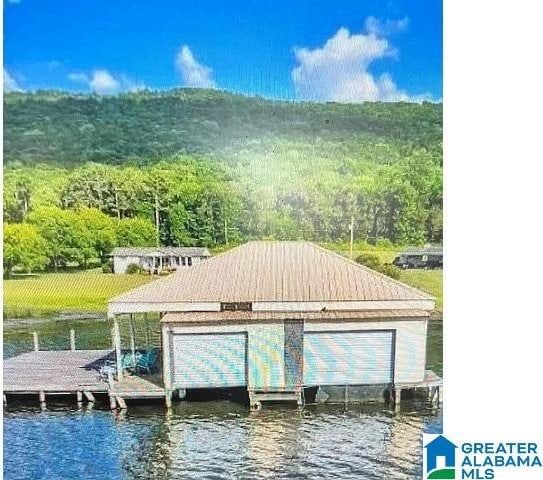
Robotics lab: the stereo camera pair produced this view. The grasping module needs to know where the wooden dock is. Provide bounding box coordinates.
[3,349,167,410]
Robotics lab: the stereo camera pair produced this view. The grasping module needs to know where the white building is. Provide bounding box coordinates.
[110,247,210,274]
[108,241,438,408]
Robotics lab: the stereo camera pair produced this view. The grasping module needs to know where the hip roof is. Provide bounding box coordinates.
[109,241,433,306]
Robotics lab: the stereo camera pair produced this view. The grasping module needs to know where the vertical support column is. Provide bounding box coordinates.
[114,315,123,381]
[394,387,402,413]
[39,391,46,410]
[70,329,76,351]
[129,314,136,367]
[33,332,39,351]
[161,324,172,407]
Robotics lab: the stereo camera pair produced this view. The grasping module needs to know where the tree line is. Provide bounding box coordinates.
[3,90,442,275]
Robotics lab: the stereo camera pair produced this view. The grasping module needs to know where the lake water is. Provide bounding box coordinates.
[3,316,443,480]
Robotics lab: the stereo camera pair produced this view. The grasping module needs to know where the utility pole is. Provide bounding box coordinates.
[349,216,355,259]
[154,193,160,246]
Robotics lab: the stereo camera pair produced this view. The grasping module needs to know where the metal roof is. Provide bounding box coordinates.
[109,241,433,305]
[398,246,443,256]
[110,246,211,257]
[162,309,430,324]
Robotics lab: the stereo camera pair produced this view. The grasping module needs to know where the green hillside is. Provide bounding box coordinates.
[3,89,442,166]
[4,90,442,275]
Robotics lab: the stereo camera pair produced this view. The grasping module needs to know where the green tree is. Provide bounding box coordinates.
[78,208,117,260]
[27,207,94,270]
[114,217,158,247]
[3,223,49,276]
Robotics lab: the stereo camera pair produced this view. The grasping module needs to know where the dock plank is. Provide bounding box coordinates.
[3,350,113,393]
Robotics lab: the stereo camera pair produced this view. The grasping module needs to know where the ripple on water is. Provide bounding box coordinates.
[4,402,441,480]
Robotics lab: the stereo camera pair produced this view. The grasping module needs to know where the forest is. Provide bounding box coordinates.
[3,89,442,275]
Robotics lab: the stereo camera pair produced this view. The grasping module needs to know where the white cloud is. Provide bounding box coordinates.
[364,16,409,36]
[68,69,145,94]
[89,70,120,94]
[292,20,430,103]
[175,45,216,88]
[67,72,90,83]
[4,69,23,92]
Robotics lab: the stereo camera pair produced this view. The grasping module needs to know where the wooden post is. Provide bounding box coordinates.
[39,391,46,410]
[113,316,123,381]
[3,394,7,406]
[84,391,95,403]
[70,329,76,351]
[76,390,83,404]
[162,324,172,406]
[394,387,402,413]
[129,314,136,367]
[33,331,39,351]
[107,372,117,410]
[116,396,127,410]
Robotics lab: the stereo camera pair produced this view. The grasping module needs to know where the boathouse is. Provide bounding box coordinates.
[108,241,437,408]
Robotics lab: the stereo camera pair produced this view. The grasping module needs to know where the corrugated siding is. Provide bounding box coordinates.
[303,331,394,386]
[305,319,427,384]
[247,323,284,390]
[171,333,247,388]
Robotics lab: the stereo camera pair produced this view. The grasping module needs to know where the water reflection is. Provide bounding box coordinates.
[101,402,440,480]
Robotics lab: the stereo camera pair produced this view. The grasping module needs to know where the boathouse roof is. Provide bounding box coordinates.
[108,241,433,313]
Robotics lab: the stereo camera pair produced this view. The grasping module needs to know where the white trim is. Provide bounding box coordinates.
[252,300,435,312]
[108,299,434,316]
[108,302,221,315]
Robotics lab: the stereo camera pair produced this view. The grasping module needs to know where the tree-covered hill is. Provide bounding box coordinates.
[3,89,442,166]
[3,90,442,274]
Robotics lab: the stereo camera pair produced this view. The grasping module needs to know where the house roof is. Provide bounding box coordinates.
[398,246,443,256]
[110,246,211,257]
[162,309,430,324]
[109,241,433,307]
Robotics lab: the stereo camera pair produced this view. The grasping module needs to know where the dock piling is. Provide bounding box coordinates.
[39,391,46,410]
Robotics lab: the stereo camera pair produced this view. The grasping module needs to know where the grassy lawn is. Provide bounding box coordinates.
[3,244,442,317]
[324,242,443,313]
[3,270,154,317]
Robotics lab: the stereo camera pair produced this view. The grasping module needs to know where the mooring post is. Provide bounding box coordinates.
[70,329,76,351]
[394,387,402,413]
[113,316,123,381]
[39,391,46,410]
[33,331,39,351]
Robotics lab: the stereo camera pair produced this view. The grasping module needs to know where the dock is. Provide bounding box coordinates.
[3,349,167,410]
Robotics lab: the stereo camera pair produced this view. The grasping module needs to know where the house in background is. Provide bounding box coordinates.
[110,247,211,274]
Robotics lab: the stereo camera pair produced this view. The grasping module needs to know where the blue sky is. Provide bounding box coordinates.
[4,0,442,102]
